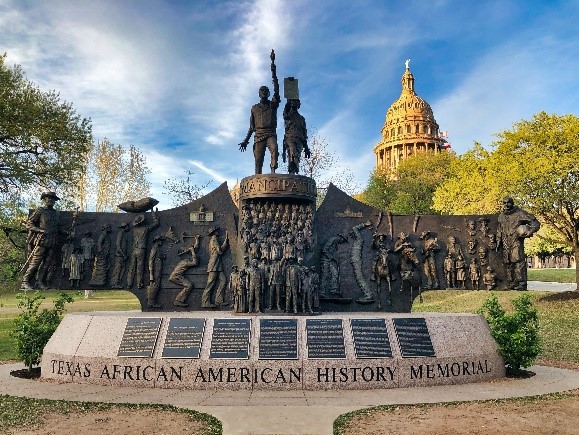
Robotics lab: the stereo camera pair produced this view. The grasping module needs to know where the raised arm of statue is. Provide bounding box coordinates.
[270,49,280,104]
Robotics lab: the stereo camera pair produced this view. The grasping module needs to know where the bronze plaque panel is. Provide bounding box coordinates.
[117,318,162,358]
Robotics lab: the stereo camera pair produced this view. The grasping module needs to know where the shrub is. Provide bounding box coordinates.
[479,293,541,375]
[10,292,75,371]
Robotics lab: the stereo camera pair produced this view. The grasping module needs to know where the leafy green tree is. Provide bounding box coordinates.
[11,292,75,371]
[0,54,92,198]
[360,151,455,214]
[432,142,503,214]
[440,113,579,287]
[525,225,572,266]
[0,194,28,288]
[356,169,397,211]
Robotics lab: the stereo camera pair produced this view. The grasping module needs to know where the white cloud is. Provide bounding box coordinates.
[189,160,232,186]
[433,27,579,153]
[3,0,578,206]
[1,0,171,146]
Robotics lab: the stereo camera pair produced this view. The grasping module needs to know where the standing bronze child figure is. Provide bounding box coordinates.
[239,50,280,174]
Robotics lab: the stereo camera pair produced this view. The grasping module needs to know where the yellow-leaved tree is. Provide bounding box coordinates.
[434,112,579,289]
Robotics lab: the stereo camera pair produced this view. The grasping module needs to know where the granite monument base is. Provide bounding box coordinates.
[41,311,505,390]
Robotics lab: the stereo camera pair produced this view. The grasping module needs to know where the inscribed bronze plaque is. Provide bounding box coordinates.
[117,317,162,358]
[259,318,298,360]
[209,318,251,359]
[393,318,436,357]
[306,318,346,359]
[350,318,393,358]
[161,318,206,359]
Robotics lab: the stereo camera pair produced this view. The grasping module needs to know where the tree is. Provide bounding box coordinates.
[432,142,503,214]
[303,133,358,192]
[355,169,397,211]
[0,54,92,198]
[433,112,579,289]
[0,193,28,287]
[68,139,151,212]
[525,225,572,267]
[300,132,358,206]
[492,112,579,288]
[301,133,333,181]
[163,169,212,207]
[359,150,455,214]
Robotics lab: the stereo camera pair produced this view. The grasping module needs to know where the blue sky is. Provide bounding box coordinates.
[2,0,578,208]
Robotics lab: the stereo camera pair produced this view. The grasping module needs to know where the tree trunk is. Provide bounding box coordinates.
[575,245,579,291]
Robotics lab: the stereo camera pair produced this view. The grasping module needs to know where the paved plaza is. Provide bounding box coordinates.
[2,362,579,434]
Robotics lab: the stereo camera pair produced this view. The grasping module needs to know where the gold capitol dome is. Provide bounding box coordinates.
[374,59,449,174]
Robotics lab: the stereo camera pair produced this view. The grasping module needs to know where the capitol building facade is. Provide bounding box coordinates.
[374,62,446,174]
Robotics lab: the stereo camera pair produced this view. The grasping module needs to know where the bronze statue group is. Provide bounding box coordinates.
[18,51,541,312]
[236,200,318,314]
[230,253,319,315]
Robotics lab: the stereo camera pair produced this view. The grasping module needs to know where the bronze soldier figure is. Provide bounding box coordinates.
[21,191,64,290]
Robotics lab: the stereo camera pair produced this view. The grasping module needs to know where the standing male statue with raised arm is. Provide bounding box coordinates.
[239,50,280,174]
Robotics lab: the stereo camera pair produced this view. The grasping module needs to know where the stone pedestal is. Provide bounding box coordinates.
[41,311,505,390]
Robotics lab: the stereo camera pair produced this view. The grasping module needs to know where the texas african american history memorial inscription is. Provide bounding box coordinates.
[39,53,539,390]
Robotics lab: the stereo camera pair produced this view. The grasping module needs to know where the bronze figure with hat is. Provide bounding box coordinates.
[21,191,63,289]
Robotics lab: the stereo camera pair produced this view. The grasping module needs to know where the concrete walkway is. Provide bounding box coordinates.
[527,281,577,293]
[2,363,579,435]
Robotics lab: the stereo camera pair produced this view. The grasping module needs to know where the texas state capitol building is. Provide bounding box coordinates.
[374,61,446,173]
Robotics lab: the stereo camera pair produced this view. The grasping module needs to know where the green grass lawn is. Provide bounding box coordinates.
[413,290,579,362]
[0,318,15,361]
[0,290,141,315]
[528,268,576,283]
